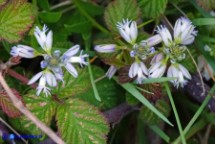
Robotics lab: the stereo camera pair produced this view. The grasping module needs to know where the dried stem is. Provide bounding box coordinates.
[0,73,65,144]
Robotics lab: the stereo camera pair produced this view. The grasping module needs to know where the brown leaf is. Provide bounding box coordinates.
[0,89,24,118]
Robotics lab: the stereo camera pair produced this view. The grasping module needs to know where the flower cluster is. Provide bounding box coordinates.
[95,19,156,84]
[11,25,88,96]
[149,17,197,87]
[95,17,197,88]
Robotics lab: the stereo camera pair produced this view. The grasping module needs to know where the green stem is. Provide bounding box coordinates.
[164,83,186,144]
[84,35,101,101]
[73,0,111,35]
[137,19,154,29]
[173,84,215,144]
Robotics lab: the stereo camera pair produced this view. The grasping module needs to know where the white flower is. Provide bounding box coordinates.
[36,76,51,97]
[106,65,118,79]
[34,25,53,52]
[167,64,191,88]
[28,71,57,96]
[149,61,166,78]
[198,55,214,81]
[116,19,138,44]
[28,71,57,87]
[174,17,197,45]
[10,45,35,58]
[128,61,148,84]
[61,45,88,78]
[157,25,173,47]
[94,44,116,53]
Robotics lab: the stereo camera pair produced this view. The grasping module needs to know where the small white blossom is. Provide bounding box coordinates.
[106,65,118,79]
[61,45,88,78]
[28,71,57,96]
[128,61,148,84]
[10,45,35,58]
[34,25,53,52]
[157,25,173,47]
[174,17,197,45]
[94,44,116,53]
[167,64,191,88]
[116,19,138,44]
[36,76,51,97]
[198,55,214,81]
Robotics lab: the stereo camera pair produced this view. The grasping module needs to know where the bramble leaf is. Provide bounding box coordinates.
[0,89,23,118]
[56,98,109,144]
[19,95,57,135]
[104,0,140,33]
[138,0,168,18]
[0,0,35,43]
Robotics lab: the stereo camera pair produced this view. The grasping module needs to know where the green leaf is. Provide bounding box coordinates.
[19,95,57,135]
[142,77,175,84]
[39,12,62,23]
[37,0,50,11]
[56,98,109,144]
[149,125,170,143]
[58,66,101,99]
[192,18,215,25]
[75,1,104,16]
[104,0,140,33]
[138,0,168,18]
[76,69,124,110]
[120,82,173,126]
[0,0,35,43]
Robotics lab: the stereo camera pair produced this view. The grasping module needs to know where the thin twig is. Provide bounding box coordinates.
[0,73,65,144]
[7,69,37,88]
[0,117,28,144]
[202,124,212,144]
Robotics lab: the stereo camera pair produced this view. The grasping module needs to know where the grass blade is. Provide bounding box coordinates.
[121,82,173,126]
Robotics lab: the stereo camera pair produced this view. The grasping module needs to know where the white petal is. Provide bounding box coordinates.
[46,31,53,50]
[45,72,57,87]
[64,45,80,57]
[65,63,78,78]
[28,72,43,85]
[178,64,191,79]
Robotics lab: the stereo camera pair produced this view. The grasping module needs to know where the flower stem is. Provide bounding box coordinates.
[164,83,186,144]
[84,34,101,101]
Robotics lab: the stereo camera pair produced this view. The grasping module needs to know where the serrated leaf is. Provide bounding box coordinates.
[56,98,109,144]
[76,67,124,110]
[58,66,103,99]
[104,0,140,33]
[19,95,57,135]
[0,89,23,118]
[0,0,35,43]
[138,0,168,18]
